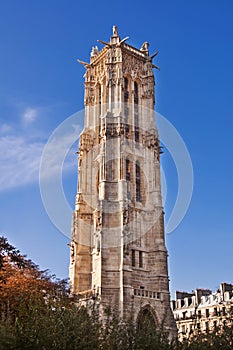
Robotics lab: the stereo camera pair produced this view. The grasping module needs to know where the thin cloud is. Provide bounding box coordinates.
[0,136,43,190]
[0,131,77,192]
[22,107,38,124]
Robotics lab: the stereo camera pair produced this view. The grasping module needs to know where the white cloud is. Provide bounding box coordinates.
[0,130,78,192]
[22,107,38,124]
[0,136,44,191]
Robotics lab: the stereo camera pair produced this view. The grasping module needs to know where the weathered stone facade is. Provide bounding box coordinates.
[69,26,176,336]
[171,283,233,341]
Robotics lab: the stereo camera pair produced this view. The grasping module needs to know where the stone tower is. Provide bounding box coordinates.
[69,26,176,336]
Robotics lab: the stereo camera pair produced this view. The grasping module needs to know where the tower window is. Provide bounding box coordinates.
[124,78,129,99]
[124,77,129,120]
[135,127,139,143]
[96,84,101,129]
[134,82,139,142]
[98,85,101,105]
[96,170,99,193]
[126,159,130,181]
[111,84,115,104]
[126,158,131,199]
[134,82,138,99]
[139,251,143,268]
[132,249,135,267]
[136,161,141,202]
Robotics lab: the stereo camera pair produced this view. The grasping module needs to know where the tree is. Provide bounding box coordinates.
[1,236,233,350]
[0,237,69,323]
[0,236,33,270]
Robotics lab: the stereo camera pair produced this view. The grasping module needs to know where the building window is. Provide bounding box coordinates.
[136,161,141,202]
[222,307,226,316]
[98,85,101,105]
[97,84,101,121]
[206,309,209,318]
[198,310,201,318]
[106,160,113,181]
[126,158,131,199]
[111,84,115,104]
[205,322,209,333]
[124,77,129,121]
[124,77,129,100]
[134,82,139,142]
[135,127,139,143]
[96,170,99,193]
[132,249,135,267]
[139,251,143,268]
[134,81,138,101]
[126,159,130,181]
[213,320,217,330]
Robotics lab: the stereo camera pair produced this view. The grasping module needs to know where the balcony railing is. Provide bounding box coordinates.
[134,289,161,300]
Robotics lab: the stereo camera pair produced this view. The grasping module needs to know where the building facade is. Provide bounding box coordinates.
[171,283,233,341]
[69,26,176,336]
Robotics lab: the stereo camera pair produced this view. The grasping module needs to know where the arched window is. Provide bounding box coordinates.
[134,82,139,142]
[137,307,156,332]
[136,161,141,202]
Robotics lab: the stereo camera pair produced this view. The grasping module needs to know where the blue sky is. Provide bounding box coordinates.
[0,0,233,297]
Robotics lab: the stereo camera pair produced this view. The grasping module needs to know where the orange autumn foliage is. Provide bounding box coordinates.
[0,237,68,321]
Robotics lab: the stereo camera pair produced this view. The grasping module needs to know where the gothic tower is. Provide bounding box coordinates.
[69,26,176,336]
